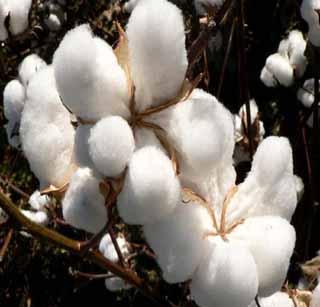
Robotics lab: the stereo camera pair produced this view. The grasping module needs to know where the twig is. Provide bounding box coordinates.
[0,228,14,262]
[0,191,167,307]
[0,176,30,199]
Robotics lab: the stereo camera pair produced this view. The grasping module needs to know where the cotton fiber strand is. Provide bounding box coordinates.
[28,190,50,212]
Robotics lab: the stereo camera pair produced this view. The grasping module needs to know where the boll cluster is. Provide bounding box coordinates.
[301,0,320,47]
[3,0,302,305]
[260,30,307,87]
[0,0,32,40]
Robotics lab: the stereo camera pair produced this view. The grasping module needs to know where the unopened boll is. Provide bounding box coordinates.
[230,216,296,297]
[144,203,213,283]
[126,0,188,111]
[99,234,129,263]
[190,239,258,307]
[20,66,76,188]
[53,24,129,121]
[62,168,107,234]
[89,116,135,177]
[117,146,180,225]
[28,190,50,212]
[18,54,47,87]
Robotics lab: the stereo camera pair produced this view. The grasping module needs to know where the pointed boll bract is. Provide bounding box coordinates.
[62,168,107,234]
[20,66,76,188]
[126,0,188,111]
[89,116,135,177]
[118,146,180,225]
[144,203,213,283]
[190,239,258,307]
[53,24,129,121]
[230,216,296,297]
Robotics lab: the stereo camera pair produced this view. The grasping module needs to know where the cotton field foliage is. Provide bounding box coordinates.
[2,0,303,306]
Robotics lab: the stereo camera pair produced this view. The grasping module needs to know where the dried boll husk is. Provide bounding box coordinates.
[62,168,107,234]
[117,146,180,225]
[144,202,213,283]
[126,0,188,111]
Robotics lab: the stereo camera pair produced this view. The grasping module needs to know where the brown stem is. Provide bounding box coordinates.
[0,228,14,262]
[0,176,30,199]
[0,191,167,307]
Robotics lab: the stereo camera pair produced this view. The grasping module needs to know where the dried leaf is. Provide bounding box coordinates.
[40,182,69,199]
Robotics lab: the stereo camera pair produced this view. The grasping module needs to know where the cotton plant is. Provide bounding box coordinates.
[297,79,320,127]
[99,234,132,291]
[261,30,307,87]
[301,0,320,47]
[3,54,46,148]
[0,0,32,41]
[233,99,265,164]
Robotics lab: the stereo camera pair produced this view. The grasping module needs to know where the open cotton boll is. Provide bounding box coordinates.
[239,99,259,125]
[0,1,9,41]
[53,24,129,122]
[134,128,164,151]
[248,292,294,307]
[126,0,188,111]
[99,234,129,263]
[118,146,180,225]
[28,190,50,211]
[301,0,320,26]
[194,0,225,15]
[297,79,320,108]
[311,283,320,307]
[230,216,296,297]
[265,54,294,87]
[21,210,49,226]
[124,0,141,12]
[18,54,47,87]
[89,116,135,177]
[308,26,320,47]
[144,203,213,283]
[62,168,107,234]
[20,66,76,188]
[260,66,278,87]
[190,239,258,307]
[3,79,25,123]
[105,277,132,292]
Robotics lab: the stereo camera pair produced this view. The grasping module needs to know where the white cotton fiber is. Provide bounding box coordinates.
[3,79,25,123]
[311,283,320,307]
[230,216,296,297]
[126,0,188,111]
[99,234,129,263]
[298,79,320,108]
[89,116,135,177]
[117,146,180,225]
[260,67,278,87]
[248,292,294,307]
[265,54,294,87]
[28,190,50,211]
[105,277,132,292]
[20,66,76,188]
[239,99,259,125]
[62,168,107,234]
[160,89,234,179]
[308,26,320,47]
[134,128,164,151]
[124,0,141,12]
[74,124,94,169]
[53,24,129,121]
[0,1,9,41]
[143,203,213,283]
[190,239,258,307]
[21,209,49,226]
[18,54,47,87]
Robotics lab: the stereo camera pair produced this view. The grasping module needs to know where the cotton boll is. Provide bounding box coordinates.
[265,54,294,87]
[301,0,320,27]
[105,277,132,292]
[239,99,259,125]
[89,116,135,177]
[144,203,213,283]
[3,80,25,123]
[20,66,76,188]
[308,26,320,47]
[298,79,320,108]
[99,234,129,263]
[6,0,32,36]
[230,216,296,297]
[118,146,180,225]
[134,128,164,151]
[53,24,129,121]
[311,283,320,307]
[249,292,294,307]
[28,190,50,211]
[124,0,141,12]
[260,66,278,87]
[62,168,107,234]
[190,239,258,307]
[18,54,47,87]
[21,209,49,226]
[126,0,188,111]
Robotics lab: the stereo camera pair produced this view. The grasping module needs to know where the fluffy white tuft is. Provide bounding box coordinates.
[190,239,258,307]
[248,292,294,307]
[28,190,50,212]
[0,1,9,40]
[89,116,135,177]
[260,66,278,87]
[301,0,320,46]
[105,277,132,292]
[99,234,129,263]
[62,168,107,234]
[21,209,49,226]
[143,203,213,283]
[118,146,180,225]
[126,0,188,111]
[297,79,320,108]
[53,24,129,121]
